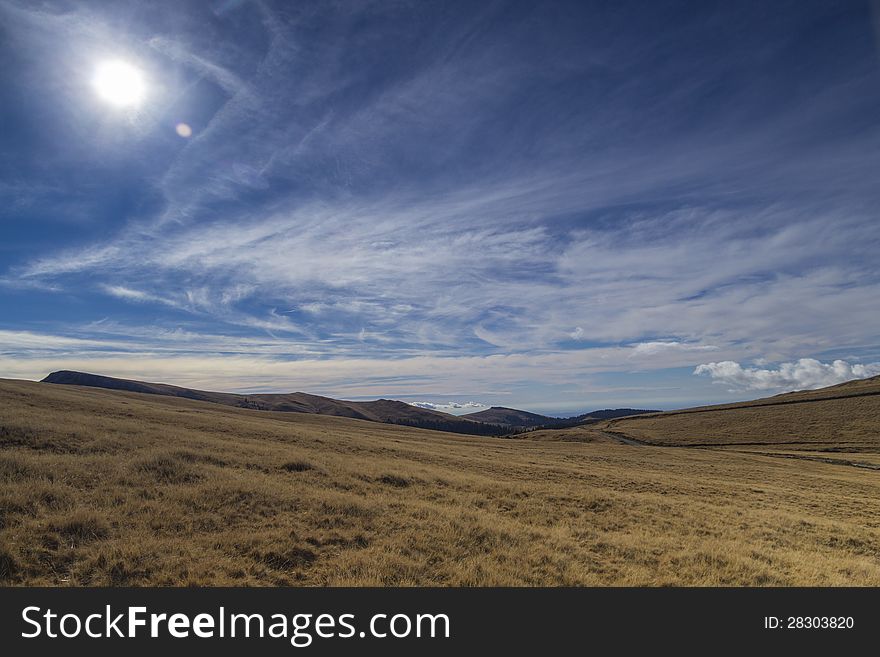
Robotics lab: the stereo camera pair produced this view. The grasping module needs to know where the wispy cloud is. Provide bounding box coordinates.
[630,341,719,357]
[101,285,176,306]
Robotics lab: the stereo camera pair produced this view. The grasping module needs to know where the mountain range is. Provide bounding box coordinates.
[41,370,656,435]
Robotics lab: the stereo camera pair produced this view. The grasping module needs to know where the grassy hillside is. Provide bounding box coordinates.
[462,406,658,429]
[461,406,555,427]
[42,371,507,436]
[2,378,879,586]
[596,375,880,449]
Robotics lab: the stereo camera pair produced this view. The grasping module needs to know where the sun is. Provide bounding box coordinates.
[92,60,146,108]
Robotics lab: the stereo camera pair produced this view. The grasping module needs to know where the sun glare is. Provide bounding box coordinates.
[92,60,146,108]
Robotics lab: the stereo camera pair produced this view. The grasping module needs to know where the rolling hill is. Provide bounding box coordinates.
[41,371,508,436]
[529,375,880,455]
[461,406,659,429]
[41,371,658,436]
[460,406,556,428]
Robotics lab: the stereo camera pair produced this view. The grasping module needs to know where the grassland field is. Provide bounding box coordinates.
[1,378,879,586]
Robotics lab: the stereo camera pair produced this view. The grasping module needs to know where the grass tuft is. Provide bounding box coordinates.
[135,456,201,484]
[0,545,17,580]
[281,460,314,473]
[377,474,410,488]
[50,510,110,545]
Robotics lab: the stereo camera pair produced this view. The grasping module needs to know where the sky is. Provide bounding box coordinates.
[1,0,880,416]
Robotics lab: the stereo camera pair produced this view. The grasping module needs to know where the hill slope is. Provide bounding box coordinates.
[41,371,507,436]
[461,406,556,427]
[462,406,659,428]
[573,408,660,421]
[539,376,880,450]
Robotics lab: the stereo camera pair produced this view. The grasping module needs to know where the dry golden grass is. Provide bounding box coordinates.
[595,376,880,450]
[600,396,880,449]
[1,378,879,586]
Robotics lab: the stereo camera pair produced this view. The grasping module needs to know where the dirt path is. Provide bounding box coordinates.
[726,450,880,471]
[599,428,880,471]
[597,430,648,446]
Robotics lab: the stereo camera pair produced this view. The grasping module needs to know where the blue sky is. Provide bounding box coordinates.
[2,0,880,415]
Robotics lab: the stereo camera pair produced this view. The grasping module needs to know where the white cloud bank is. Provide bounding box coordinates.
[408,401,488,411]
[694,358,880,391]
